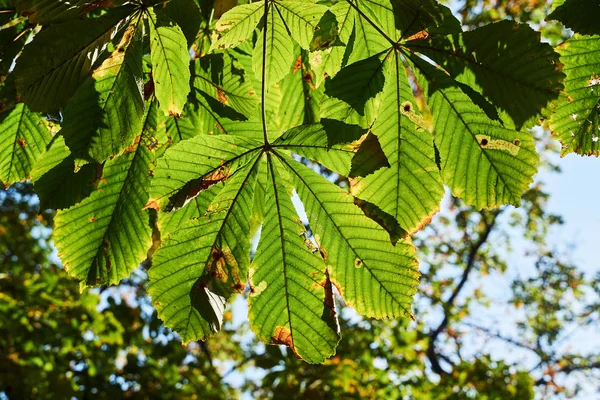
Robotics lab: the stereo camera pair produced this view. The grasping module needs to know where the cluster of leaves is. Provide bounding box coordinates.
[0,0,593,362]
[0,183,239,399]
[3,179,598,399]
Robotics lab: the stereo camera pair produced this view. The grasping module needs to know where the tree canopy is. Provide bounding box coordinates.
[0,0,598,365]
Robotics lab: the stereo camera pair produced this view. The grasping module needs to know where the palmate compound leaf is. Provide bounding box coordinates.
[147,126,420,359]
[319,1,559,210]
[13,5,135,112]
[60,17,145,165]
[214,0,328,86]
[148,8,191,116]
[548,35,600,156]
[8,0,572,364]
[308,0,460,86]
[52,102,159,287]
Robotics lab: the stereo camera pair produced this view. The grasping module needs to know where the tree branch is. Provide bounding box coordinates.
[427,210,500,375]
[462,321,538,352]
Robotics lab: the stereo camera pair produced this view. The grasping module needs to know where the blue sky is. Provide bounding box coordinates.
[542,152,600,276]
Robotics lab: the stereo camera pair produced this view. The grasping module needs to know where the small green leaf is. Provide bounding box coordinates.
[14,7,134,112]
[253,4,294,87]
[547,0,600,35]
[53,133,154,287]
[213,2,264,50]
[409,55,539,209]
[549,35,600,156]
[148,9,191,116]
[0,99,52,185]
[350,54,444,234]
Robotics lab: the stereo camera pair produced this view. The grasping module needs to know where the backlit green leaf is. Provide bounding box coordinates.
[148,9,191,116]
[548,35,600,156]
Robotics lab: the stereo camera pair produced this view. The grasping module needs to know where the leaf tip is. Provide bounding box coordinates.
[271,326,300,359]
[144,199,160,211]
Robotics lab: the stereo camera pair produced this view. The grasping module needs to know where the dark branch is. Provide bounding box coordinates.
[462,321,538,352]
[427,210,500,375]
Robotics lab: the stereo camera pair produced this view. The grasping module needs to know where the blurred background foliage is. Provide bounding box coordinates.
[1,0,600,399]
[2,150,599,399]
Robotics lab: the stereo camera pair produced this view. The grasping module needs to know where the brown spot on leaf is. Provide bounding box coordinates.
[292,56,302,73]
[168,107,182,118]
[192,167,231,198]
[271,326,300,358]
[17,138,26,148]
[406,30,430,41]
[216,88,228,104]
[143,199,160,211]
[123,135,141,154]
[319,247,327,261]
[208,247,228,282]
[513,139,521,146]
[401,101,413,114]
[302,71,315,88]
[89,216,96,223]
[233,282,245,292]
[323,268,338,322]
[480,138,489,146]
[144,76,155,101]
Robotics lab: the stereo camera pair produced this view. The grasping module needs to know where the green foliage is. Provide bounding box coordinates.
[0,184,239,399]
[0,0,594,363]
[2,172,599,398]
[546,1,600,156]
[548,0,600,36]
